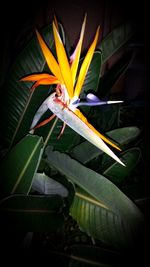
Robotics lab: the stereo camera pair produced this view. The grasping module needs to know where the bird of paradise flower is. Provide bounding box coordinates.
[21,15,125,166]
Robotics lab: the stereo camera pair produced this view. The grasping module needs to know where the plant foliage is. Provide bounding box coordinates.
[0,19,148,266]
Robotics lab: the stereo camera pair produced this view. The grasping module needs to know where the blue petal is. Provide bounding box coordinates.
[86,93,101,102]
[71,93,123,107]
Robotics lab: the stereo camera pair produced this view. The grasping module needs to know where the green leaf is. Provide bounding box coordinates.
[103,148,141,184]
[70,190,119,250]
[0,134,43,197]
[98,51,133,98]
[0,24,65,149]
[32,172,68,197]
[70,140,102,165]
[70,185,144,249]
[101,127,141,171]
[0,194,64,231]
[70,127,140,164]
[45,148,144,243]
[106,126,141,146]
[99,21,134,64]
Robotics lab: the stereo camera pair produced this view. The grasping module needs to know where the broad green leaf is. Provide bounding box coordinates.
[32,172,68,197]
[70,188,136,249]
[0,194,64,231]
[99,21,134,64]
[70,127,140,164]
[103,148,141,184]
[98,51,133,98]
[0,24,65,149]
[70,140,102,165]
[106,126,141,146]
[45,148,144,235]
[101,127,141,171]
[0,134,43,197]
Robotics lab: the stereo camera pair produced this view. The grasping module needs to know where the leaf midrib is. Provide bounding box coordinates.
[1,208,55,213]
[75,191,109,210]
[11,138,42,194]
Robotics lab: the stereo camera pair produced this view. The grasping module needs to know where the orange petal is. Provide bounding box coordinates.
[52,22,73,99]
[71,14,87,86]
[34,114,56,129]
[74,26,100,99]
[20,73,58,82]
[32,78,59,89]
[35,29,63,82]
[74,109,121,151]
